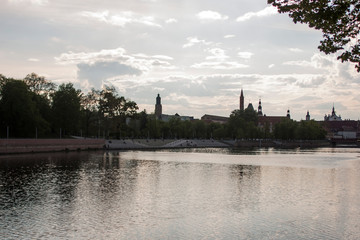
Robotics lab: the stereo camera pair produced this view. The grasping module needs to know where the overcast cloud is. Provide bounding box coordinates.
[1,0,359,120]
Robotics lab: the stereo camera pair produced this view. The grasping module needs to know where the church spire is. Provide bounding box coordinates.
[287,109,291,118]
[239,89,244,111]
[258,99,263,116]
[332,103,336,116]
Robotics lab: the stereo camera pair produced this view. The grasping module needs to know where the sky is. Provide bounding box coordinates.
[1,0,359,121]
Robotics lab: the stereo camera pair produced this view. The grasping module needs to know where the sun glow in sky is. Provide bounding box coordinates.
[1,0,359,120]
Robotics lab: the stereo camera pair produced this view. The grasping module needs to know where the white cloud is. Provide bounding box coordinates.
[238,51,254,59]
[80,10,162,28]
[55,48,128,65]
[283,53,336,70]
[183,37,213,48]
[28,58,40,62]
[191,61,249,70]
[236,6,278,22]
[224,35,235,39]
[205,48,229,61]
[197,10,228,21]
[8,0,48,6]
[165,18,178,24]
[289,48,303,53]
[55,47,174,73]
[268,64,275,69]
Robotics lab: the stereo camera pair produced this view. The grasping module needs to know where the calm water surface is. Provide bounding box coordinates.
[1,148,360,239]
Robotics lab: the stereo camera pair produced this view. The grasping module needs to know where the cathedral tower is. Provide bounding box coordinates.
[287,109,291,119]
[240,89,244,111]
[258,99,263,116]
[155,94,162,119]
[306,111,310,121]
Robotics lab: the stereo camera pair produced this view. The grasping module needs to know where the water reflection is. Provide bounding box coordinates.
[1,148,360,239]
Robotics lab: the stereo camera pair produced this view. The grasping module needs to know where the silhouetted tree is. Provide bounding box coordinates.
[0,80,49,137]
[52,83,82,136]
[268,0,360,71]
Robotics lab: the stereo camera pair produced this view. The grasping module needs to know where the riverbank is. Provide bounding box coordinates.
[105,139,232,150]
[0,139,105,154]
[234,139,332,148]
[105,139,335,150]
[0,138,353,154]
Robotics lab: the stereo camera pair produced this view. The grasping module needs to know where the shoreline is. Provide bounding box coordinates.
[0,139,105,155]
[0,138,356,155]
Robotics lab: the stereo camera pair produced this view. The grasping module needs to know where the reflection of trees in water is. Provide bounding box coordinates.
[0,152,87,211]
[93,151,163,225]
[229,164,262,211]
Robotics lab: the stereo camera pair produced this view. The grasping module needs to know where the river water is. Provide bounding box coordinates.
[1,148,360,239]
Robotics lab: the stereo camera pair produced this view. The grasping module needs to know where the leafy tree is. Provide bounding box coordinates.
[24,73,56,98]
[192,120,207,138]
[0,80,49,137]
[268,0,360,71]
[0,74,12,94]
[97,85,139,138]
[228,108,259,139]
[80,89,100,137]
[296,120,326,140]
[274,118,297,140]
[52,83,82,136]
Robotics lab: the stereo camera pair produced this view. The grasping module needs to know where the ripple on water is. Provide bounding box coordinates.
[1,149,360,239]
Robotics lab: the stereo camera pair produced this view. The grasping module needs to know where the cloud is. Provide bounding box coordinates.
[55,48,128,65]
[205,48,229,61]
[197,10,228,21]
[183,37,213,48]
[8,0,48,6]
[236,6,278,22]
[294,75,326,88]
[289,48,303,53]
[77,61,142,87]
[28,58,40,62]
[238,51,254,59]
[224,35,235,39]
[283,53,336,70]
[80,10,162,28]
[55,47,175,77]
[165,18,178,24]
[268,64,275,69]
[191,61,249,70]
[190,48,250,70]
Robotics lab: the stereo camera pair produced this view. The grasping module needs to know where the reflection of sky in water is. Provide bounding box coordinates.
[1,148,360,239]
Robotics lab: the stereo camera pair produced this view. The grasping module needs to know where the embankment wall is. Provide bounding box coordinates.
[0,139,105,154]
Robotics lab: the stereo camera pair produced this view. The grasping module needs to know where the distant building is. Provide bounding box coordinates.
[240,89,244,111]
[154,94,194,122]
[321,120,359,140]
[306,111,310,121]
[324,105,342,121]
[247,103,254,111]
[321,106,358,140]
[257,99,263,116]
[201,114,229,124]
[161,113,194,122]
[155,94,162,119]
[258,114,289,133]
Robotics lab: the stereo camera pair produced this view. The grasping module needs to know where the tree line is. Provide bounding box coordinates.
[0,73,138,138]
[0,73,326,140]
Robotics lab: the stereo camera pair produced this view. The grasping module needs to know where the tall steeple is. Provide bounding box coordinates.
[306,110,310,121]
[240,89,244,111]
[287,109,291,119]
[155,93,162,119]
[258,99,263,116]
[331,103,336,117]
